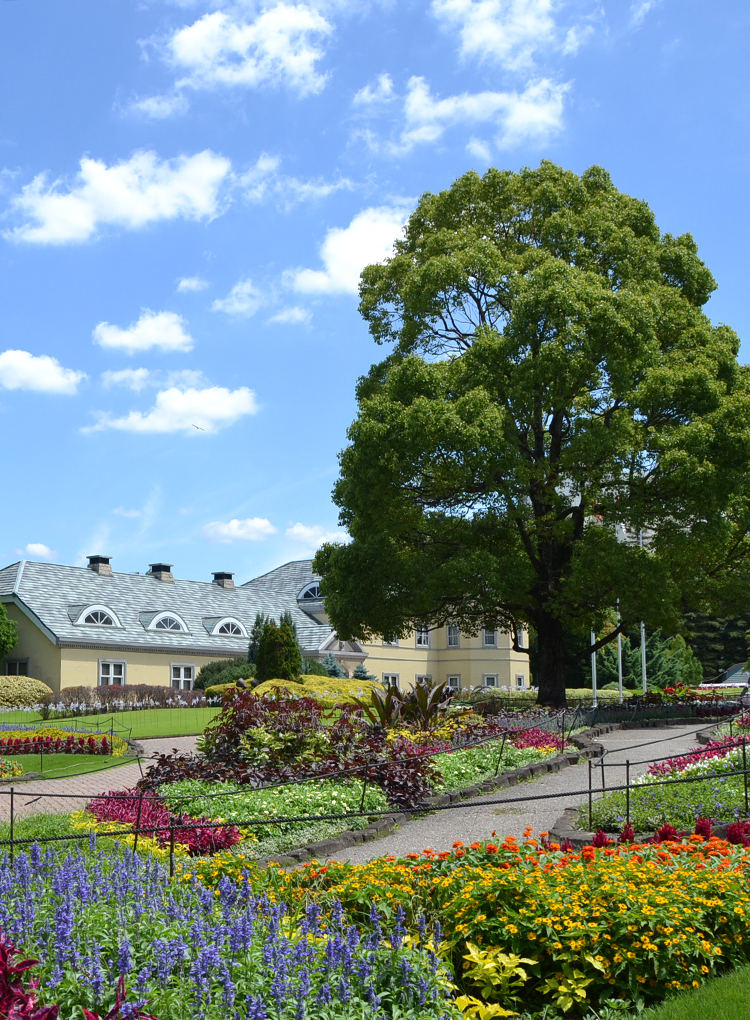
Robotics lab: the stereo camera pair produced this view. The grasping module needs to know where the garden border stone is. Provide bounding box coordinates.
[255,724,617,866]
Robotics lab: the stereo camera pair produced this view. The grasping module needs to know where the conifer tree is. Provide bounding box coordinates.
[255,621,302,682]
[322,652,346,678]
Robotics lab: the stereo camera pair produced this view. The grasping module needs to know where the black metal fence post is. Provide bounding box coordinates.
[9,787,14,866]
[588,759,593,830]
[743,739,749,818]
[626,759,630,828]
[169,819,175,878]
[494,733,508,775]
[133,790,144,854]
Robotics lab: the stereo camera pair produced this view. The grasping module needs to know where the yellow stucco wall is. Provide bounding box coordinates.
[3,603,61,691]
[60,647,231,691]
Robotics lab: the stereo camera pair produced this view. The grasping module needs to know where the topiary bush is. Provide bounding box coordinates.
[0,675,53,708]
[194,658,250,690]
[251,674,383,707]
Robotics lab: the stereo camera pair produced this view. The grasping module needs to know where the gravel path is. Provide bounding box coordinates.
[0,737,198,822]
[333,723,708,863]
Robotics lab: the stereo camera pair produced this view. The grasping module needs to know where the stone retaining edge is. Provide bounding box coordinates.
[255,724,619,867]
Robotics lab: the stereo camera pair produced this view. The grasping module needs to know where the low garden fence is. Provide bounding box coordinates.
[0,714,747,876]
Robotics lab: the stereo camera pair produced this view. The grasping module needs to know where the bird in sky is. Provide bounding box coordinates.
[192,424,205,431]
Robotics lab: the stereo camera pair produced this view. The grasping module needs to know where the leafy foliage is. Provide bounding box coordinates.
[0,675,52,708]
[596,630,702,690]
[194,658,249,690]
[247,611,271,664]
[254,621,302,682]
[0,604,18,661]
[315,162,750,708]
[683,611,750,680]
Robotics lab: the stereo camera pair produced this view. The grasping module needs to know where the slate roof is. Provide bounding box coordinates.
[0,559,331,656]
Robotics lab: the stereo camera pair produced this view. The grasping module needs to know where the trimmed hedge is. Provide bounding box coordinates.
[0,675,52,708]
[252,674,384,706]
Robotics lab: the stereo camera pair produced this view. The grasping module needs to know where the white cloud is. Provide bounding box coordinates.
[431,0,589,69]
[630,0,658,26]
[177,275,209,292]
[203,517,277,542]
[394,75,568,152]
[93,310,195,353]
[285,522,348,550]
[267,306,312,325]
[6,149,232,244]
[0,349,86,394]
[212,277,263,316]
[24,542,55,559]
[353,73,394,105]
[240,152,351,207]
[291,204,409,295]
[165,3,332,95]
[101,368,153,392]
[128,93,189,119]
[466,137,493,161]
[84,385,258,434]
[112,507,144,518]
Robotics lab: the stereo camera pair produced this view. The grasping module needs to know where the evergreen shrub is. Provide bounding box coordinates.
[0,675,52,708]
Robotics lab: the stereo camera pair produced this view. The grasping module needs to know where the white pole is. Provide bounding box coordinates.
[640,621,648,694]
[591,629,598,708]
[617,600,623,705]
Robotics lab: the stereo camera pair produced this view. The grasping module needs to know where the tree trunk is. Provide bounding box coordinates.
[534,613,568,708]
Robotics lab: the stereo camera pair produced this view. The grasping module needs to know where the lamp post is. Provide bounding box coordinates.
[617,600,624,705]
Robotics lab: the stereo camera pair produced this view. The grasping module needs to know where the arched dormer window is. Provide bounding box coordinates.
[299,582,321,600]
[212,617,246,637]
[77,606,121,627]
[150,612,188,633]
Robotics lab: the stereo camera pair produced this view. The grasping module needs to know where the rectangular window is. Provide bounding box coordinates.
[482,674,498,688]
[415,673,432,685]
[5,659,29,676]
[383,673,400,689]
[415,625,430,648]
[446,624,460,648]
[171,664,195,691]
[483,629,497,648]
[515,628,525,649]
[99,660,126,687]
[447,674,461,691]
[382,638,399,647]
[516,673,525,689]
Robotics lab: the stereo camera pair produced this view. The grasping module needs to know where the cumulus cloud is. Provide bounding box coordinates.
[285,522,348,550]
[267,306,312,325]
[0,349,86,394]
[6,149,231,244]
[431,0,591,68]
[164,3,332,96]
[212,277,263,316]
[290,204,409,295]
[240,152,351,207]
[101,368,206,391]
[393,75,568,152]
[84,385,258,435]
[24,543,56,559]
[203,517,277,542]
[177,275,209,292]
[353,73,394,105]
[93,310,195,353]
[128,93,190,119]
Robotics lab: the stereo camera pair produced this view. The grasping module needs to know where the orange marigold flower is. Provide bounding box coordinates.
[469,842,481,850]
[453,841,465,848]
[485,844,499,854]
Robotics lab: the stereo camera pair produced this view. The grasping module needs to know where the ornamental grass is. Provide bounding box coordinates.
[180,834,750,1013]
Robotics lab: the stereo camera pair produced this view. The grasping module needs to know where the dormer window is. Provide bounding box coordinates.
[212,617,246,637]
[155,615,183,631]
[84,610,115,626]
[299,582,321,600]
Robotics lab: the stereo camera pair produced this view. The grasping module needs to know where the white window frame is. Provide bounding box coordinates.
[482,673,499,688]
[446,624,460,648]
[170,663,195,691]
[211,617,247,638]
[149,611,189,633]
[78,605,121,627]
[515,628,525,649]
[483,628,497,648]
[98,659,126,687]
[516,673,525,690]
[415,625,430,648]
[382,638,399,647]
[446,674,461,691]
[5,659,29,676]
[383,673,400,689]
[415,673,432,685]
[299,582,321,600]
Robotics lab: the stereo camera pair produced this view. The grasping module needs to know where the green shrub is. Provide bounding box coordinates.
[301,658,329,677]
[0,675,53,708]
[251,674,383,706]
[204,683,239,700]
[255,622,302,682]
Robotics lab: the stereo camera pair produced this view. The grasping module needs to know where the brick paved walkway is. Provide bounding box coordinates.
[0,737,198,821]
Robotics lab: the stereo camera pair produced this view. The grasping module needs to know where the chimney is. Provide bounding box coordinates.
[212,571,235,590]
[148,562,174,582]
[87,555,113,577]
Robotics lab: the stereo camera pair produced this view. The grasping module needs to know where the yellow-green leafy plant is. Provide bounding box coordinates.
[537,957,604,1013]
[455,995,517,1019]
[462,943,536,1004]
[0,675,53,708]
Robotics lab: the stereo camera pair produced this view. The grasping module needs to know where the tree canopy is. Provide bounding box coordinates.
[0,605,18,661]
[315,162,750,707]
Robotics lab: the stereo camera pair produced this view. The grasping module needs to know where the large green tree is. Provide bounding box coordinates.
[0,604,18,662]
[315,163,750,707]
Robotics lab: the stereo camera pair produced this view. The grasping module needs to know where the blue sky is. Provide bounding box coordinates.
[0,0,748,584]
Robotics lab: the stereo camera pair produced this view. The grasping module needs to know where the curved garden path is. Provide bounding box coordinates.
[0,736,199,822]
[335,723,709,863]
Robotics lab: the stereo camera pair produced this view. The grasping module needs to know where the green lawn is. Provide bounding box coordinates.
[0,706,220,740]
[0,811,75,845]
[641,965,750,1020]
[0,752,137,780]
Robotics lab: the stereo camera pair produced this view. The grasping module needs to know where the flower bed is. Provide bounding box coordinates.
[0,726,128,756]
[586,737,750,832]
[179,834,750,1014]
[0,756,23,779]
[0,843,457,1020]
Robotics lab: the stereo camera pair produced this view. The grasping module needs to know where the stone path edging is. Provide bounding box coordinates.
[257,725,619,867]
